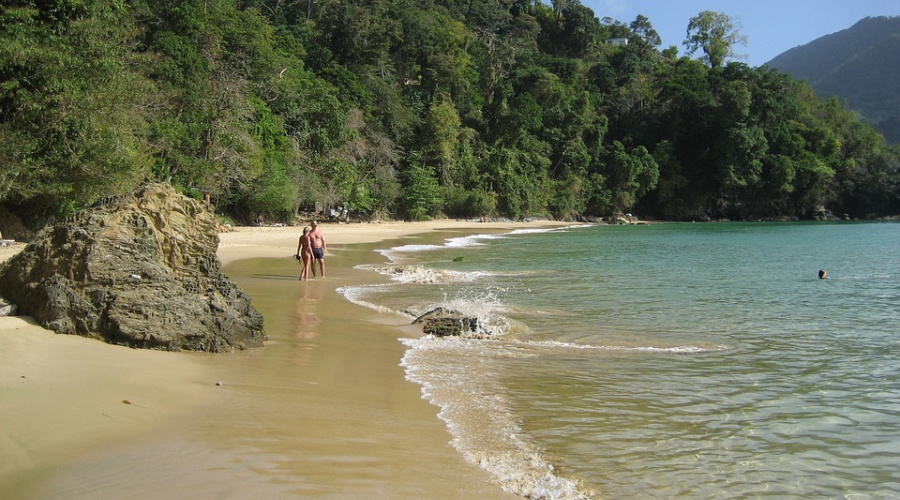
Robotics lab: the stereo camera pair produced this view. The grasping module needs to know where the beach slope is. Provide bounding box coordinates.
[0,220,563,499]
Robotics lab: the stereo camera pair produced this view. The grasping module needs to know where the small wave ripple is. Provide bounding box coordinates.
[400,336,595,500]
[399,335,726,499]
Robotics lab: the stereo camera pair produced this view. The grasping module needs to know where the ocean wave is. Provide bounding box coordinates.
[519,339,731,354]
[337,280,519,336]
[335,284,406,316]
[445,233,508,247]
[405,336,731,356]
[400,288,514,339]
[379,243,445,255]
[400,337,596,500]
[378,224,590,262]
[508,224,592,236]
[376,235,498,261]
[398,334,728,498]
[367,264,487,284]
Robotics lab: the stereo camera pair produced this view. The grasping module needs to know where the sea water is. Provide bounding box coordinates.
[340,222,900,499]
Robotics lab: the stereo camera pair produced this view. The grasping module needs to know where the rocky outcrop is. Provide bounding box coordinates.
[412,307,480,337]
[0,297,15,317]
[0,183,264,352]
[811,206,842,221]
[0,204,32,242]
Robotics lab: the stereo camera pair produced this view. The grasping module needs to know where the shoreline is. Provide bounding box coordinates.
[215,218,573,265]
[0,219,567,499]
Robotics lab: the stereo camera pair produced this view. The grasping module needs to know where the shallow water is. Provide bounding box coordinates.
[5,241,515,500]
[344,222,900,499]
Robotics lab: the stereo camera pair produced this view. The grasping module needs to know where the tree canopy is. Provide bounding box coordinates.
[1,1,898,226]
[684,10,748,69]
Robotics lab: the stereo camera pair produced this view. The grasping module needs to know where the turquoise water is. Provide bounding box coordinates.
[343,222,900,499]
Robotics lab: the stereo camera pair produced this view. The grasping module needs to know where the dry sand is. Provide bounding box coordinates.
[0,219,567,499]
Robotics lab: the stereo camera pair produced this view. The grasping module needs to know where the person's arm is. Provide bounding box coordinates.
[296,237,302,257]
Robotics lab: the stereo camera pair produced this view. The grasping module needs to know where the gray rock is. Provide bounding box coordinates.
[412,307,480,337]
[812,206,840,221]
[0,183,264,352]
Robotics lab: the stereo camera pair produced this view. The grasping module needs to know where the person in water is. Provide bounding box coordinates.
[296,227,313,280]
[308,221,327,277]
[818,269,828,279]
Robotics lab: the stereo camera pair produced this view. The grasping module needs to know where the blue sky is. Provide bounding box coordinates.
[579,0,900,67]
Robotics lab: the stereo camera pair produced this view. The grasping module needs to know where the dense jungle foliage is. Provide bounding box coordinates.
[2,0,899,226]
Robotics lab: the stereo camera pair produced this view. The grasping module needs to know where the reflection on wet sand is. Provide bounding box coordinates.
[294,279,323,342]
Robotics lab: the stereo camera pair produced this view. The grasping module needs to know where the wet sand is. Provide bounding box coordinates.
[0,220,564,499]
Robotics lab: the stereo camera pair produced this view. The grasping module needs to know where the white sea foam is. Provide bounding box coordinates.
[336,284,406,316]
[441,285,513,338]
[445,233,508,248]
[367,264,487,284]
[519,339,731,354]
[340,270,518,332]
[508,224,591,236]
[376,236,492,261]
[378,225,589,262]
[361,262,538,283]
[398,334,726,499]
[400,337,596,499]
[380,243,444,254]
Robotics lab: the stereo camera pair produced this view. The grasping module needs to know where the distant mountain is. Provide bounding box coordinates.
[766,16,900,144]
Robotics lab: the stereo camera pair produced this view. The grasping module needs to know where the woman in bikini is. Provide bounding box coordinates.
[296,227,313,280]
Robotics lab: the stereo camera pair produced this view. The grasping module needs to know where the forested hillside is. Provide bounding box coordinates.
[2,0,899,229]
[767,16,900,144]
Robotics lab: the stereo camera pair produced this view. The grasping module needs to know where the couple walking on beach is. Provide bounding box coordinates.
[296,221,326,280]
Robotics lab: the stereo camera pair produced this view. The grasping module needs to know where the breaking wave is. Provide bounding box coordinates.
[362,264,488,284]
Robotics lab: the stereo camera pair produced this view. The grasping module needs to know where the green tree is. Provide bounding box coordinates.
[485,140,552,219]
[140,0,269,198]
[246,97,303,220]
[0,0,153,215]
[600,141,659,212]
[684,11,747,69]
[400,156,442,220]
[421,98,462,184]
[332,108,401,218]
[630,15,661,47]
[554,0,599,57]
[2,0,898,228]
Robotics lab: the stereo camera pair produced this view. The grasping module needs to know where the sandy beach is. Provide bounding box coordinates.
[0,219,566,499]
